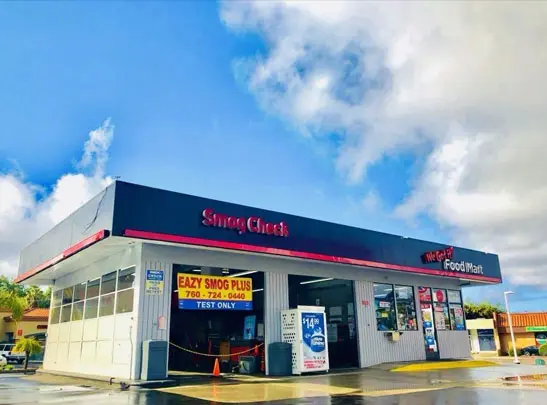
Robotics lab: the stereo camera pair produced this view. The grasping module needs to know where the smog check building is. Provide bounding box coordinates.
[16,181,502,380]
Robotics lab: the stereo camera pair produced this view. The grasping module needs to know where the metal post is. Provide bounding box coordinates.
[504,291,520,364]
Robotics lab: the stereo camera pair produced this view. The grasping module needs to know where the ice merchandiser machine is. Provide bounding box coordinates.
[281,306,330,375]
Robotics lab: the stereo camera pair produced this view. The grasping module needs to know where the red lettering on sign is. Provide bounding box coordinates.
[422,247,454,263]
[179,276,202,289]
[202,209,289,237]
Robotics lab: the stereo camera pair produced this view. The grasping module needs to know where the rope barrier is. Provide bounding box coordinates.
[169,341,264,357]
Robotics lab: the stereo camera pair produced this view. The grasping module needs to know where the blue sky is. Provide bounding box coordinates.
[1,2,544,312]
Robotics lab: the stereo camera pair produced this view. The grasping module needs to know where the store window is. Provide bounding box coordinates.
[536,332,547,346]
[419,287,439,355]
[62,287,73,305]
[73,282,86,303]
[447,290,465,330]
[101,271,117,295]
[117,267,136,291]
[478,329,496,351]
[87,278,100,299]
[116,289,134,314]
[85,278,100,320]
[52,290,62,307]
[84,297,99,319]
[50,306,61,325]
[99,293,115,317]
[432,288,451,330]
[374,284,396,331]
[72,301,85,321]
[374,284,417,331]
[394,286,418,331]
[116,266,136,314]
[60,304,72,323]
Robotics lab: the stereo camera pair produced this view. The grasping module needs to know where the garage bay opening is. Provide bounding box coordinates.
[169,264,265,374]
[288,275,359,369]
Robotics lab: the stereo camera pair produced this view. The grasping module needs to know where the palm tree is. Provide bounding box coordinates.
[14,337,42,370]
[24,286,50,309]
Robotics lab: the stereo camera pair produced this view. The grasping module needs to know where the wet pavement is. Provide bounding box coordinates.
[0,363,546,404]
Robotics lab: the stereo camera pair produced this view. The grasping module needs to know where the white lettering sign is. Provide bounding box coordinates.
[443,259,484,275]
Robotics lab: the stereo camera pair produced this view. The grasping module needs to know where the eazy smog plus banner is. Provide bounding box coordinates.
[177,273,253,310]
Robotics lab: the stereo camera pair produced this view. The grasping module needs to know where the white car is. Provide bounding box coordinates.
[0,343,25,364]
[0,355,7,367]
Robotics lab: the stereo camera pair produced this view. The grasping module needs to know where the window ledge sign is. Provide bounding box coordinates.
[526,326,547,332]
[145,270,164,295]
[177,273,253,311]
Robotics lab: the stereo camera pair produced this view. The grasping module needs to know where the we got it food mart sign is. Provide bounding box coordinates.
[177,273,253,311]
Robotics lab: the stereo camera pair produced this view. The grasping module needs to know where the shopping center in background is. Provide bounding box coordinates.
[468,312,547,355]
[15,181,502,380]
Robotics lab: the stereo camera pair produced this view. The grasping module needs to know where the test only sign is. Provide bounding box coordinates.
[177,273,253,310]
[145,270,164,295]
[301,312,329,372]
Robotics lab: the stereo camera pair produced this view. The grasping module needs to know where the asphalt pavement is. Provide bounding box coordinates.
[0,363,546,404]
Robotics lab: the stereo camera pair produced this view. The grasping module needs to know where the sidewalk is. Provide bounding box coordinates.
[472,354,547,365]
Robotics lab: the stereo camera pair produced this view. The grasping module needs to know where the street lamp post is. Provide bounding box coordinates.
[504,291,520,364]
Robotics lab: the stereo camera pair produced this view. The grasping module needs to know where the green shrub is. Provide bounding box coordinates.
[3,365,13,371]
[539,344,547,356]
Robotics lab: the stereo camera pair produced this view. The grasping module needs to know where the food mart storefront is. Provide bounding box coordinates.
[15,181,502,380]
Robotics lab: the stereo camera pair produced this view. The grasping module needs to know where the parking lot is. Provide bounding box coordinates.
[0,362,546,404]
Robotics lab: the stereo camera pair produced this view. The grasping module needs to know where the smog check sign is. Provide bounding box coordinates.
[177,273,253,311]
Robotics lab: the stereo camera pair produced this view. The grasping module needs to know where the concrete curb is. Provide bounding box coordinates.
[36,369,178,390]
[0,369,36,375]
[391,360,498,372]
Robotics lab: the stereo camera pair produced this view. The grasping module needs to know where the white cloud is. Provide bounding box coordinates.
[221,1,547,286]
[0,119,114,279]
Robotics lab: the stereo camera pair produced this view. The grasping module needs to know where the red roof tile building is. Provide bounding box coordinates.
[494,312,547,353]
[1,308,49,341]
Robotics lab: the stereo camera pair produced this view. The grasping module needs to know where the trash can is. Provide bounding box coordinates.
[141,340,168,380]
[268,342,292,376]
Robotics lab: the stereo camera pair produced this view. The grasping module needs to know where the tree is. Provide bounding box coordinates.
[0,277,50,310]
[0,276,25,298]
[464,301,504,319]
[0,289,29,337]
[14,337,42,370]
[25,286,51,309]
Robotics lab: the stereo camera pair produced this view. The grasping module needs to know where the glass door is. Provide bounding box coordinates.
[418,287,440,360]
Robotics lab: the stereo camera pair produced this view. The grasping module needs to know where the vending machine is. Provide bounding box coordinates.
[281,306,329,375]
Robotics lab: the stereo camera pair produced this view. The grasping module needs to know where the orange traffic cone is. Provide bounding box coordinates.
[212,358,221,377]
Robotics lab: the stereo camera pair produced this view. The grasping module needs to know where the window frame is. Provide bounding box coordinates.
[72,300,85,322]
[100,271,118,296]
[49,266,137,323]
[394,285,418,331]
[99,292,116,317]
[60,304,72,323]
[84,297,99,320]
[373,283,418,332]
[86,278,100,299]
[73,282,86,303]
[117,266,136,292]
[373,283,397,331]
[115,288,135,314]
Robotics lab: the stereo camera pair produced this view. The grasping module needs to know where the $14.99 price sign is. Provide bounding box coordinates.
[177,273,253,311]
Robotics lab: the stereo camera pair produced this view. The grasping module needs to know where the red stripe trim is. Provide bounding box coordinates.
[14,230,109,283]
[123,229,501,283]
